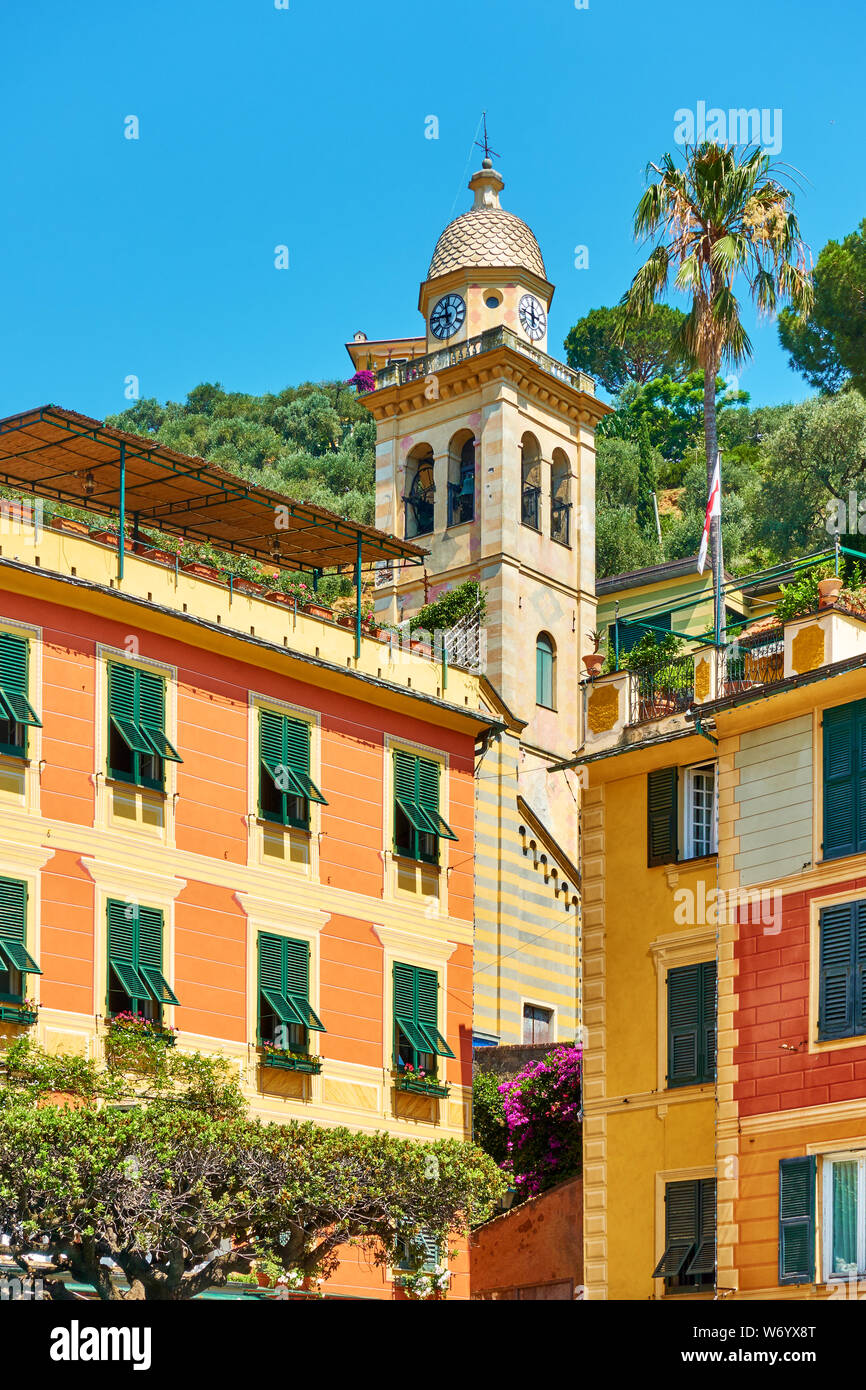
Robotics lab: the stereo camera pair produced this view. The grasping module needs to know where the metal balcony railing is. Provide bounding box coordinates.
[374,326,597,396]
[721,626,785,694]
[522,484,541,530]
[631,653,696,723]
[551,498,571,546]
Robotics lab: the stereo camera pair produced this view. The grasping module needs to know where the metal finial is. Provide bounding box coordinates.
[475,111,500,164]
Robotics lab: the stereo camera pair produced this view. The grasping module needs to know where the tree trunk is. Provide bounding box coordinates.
[703,359,725,641]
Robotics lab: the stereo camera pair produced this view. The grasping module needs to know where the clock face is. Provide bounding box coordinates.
[519,293,547,341]
[430,294,466,340]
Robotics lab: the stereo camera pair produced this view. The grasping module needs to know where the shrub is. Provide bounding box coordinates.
[499,1045,582,1198]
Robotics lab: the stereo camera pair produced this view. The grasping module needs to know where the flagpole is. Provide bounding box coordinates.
[714,450,724,648]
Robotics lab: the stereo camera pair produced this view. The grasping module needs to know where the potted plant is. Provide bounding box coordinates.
[180,541,224,582]
[140,532,181,566]
[260,1041,323,1074]
[582,629,605,676]
[229,552,268,595]
[0,996,38,1026]
[88,523,119,548]
[818,574,843,607]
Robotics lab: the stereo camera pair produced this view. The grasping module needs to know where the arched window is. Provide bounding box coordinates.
[521,434,542,531]
[447,432,475,526]
[551,450,571,546]
[536,633,555,709]
[404,447,435,538]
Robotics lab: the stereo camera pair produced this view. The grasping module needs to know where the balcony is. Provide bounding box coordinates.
[374,326,597,396]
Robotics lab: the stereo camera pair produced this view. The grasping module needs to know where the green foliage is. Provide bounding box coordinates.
[778,218,866,395]
[563,303,690,393]
[106,378,376,527]
[601,372,750,468]
[499,1046,582,1198]
[774,562,833,624]
[621,629,685,670]
[595,504,662,580]
[635,419,658,534]
[0,1041,505,1299]
[410,580,486,634]
[472,1069,508,1166]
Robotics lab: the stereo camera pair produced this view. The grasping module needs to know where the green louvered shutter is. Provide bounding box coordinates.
[856,901,866,1035]
[260,709,285,782]
[393,961,429,1054]
[652,1180,698,1278]
[137,905,178,1005]
[823,703,859,860]
[819,901,855,1039]
[394,751,427,833]
[779,1156,816,1284]
[417,964,454,1058]
[259,711,323,821]
[258,932,297,1025]
[0,876,40,976]
[685,1179,716,1276]
[0,634,40,732]
[138,670,181,762]
[285,717,326,804]
[648,767,678,866]
[418,756,457,842]
[283,935,325,1032]
[667,964,700,1086]
[703,961,717,1080]
[107,899,148,1002]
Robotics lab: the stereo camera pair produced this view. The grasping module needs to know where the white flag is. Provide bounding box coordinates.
[697,453,721,575]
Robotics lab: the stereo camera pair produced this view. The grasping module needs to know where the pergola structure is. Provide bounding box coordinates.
[0,405,426,655]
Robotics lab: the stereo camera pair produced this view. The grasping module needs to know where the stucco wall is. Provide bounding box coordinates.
[470,1176,583,1298]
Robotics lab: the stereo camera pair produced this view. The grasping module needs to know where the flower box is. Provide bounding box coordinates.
[181,561,222,582]
[107,1016,177,1047]
[140,546,177,566]
[50,517,89,537]
[0,1004,38,1025]
[232,579,264,596]
[260,1050,322,1075]
[89,528,118,548]
[301,602,332,620]
[393,1072,449,1098]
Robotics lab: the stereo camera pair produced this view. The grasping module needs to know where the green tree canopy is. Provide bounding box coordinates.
[0,1040,505,1300]
[564,303,690,393]
[778,218,866,395]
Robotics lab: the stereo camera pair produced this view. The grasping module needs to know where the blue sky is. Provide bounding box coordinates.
[1,0,863,418]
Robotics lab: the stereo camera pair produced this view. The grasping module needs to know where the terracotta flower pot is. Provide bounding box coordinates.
[182,561,221,581]
[818,576,843,608]
[89,529,118,548]
[51,517,89,537]
[302,602,332,620]
[141,546,177,566]
[582,653,604,676]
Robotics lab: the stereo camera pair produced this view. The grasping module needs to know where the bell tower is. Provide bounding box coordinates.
[359,160,609,858]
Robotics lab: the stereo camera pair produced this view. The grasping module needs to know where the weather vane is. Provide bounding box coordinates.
[475,111,500,163]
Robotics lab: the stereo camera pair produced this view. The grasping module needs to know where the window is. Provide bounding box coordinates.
[823,698,866,860]
[822,1152,866,1281]
[647,764,718,866]
[521,434,541,530]
[107,663,181,791]
[259,709,326,830]
[523,1003,553,1044]
[536,634,555,709]
[779,1155,816,1284]
[447,436,475,526]
[647,767,678,865]
[610,611,672,659]
[395,1230,440,1274]
[393,961,455,1076]
[0,633,41,759]
[818,899,866,1040]
[404,450,435,538]
[652,1179,716,1292]
[106,899,179,1020]
[257,932,325,1054]
[684,763,717,858]
[393,750,457,864]
[667,961,716,1087]
[550,451,571,546]
[0,877,41,1004]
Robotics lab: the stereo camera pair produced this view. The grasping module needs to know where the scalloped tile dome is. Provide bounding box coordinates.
[427,207,546,280]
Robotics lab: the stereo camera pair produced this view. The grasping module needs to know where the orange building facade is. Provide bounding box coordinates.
[0,503,495,1299]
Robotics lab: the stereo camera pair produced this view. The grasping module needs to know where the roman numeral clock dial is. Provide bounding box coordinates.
[430,294,466,340]
[519,293,546,341]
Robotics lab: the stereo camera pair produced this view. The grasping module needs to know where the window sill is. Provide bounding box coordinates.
[260,1051,322,1075]
[393,1073,449,1098]
[521,522,542,534]
[106,776,165,796]
[550,536,572,550]
[258,816,311,835]
[393,852,440,870]
[445,518,475,532]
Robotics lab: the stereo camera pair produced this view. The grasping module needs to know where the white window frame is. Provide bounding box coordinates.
[822,1150,866,1283]
[683,761,718,860]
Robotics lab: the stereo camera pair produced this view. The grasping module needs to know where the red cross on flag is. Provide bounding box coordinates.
[697,453,721,576]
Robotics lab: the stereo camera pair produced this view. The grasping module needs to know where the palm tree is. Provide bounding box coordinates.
[622,143,813,622]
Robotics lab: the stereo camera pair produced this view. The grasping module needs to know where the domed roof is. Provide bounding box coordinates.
[426,161,546,281]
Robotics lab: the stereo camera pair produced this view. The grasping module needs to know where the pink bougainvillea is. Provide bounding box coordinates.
[498,1045,582,1197]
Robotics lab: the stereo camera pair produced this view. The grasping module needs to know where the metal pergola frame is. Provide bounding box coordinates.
[0,405,427,658]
